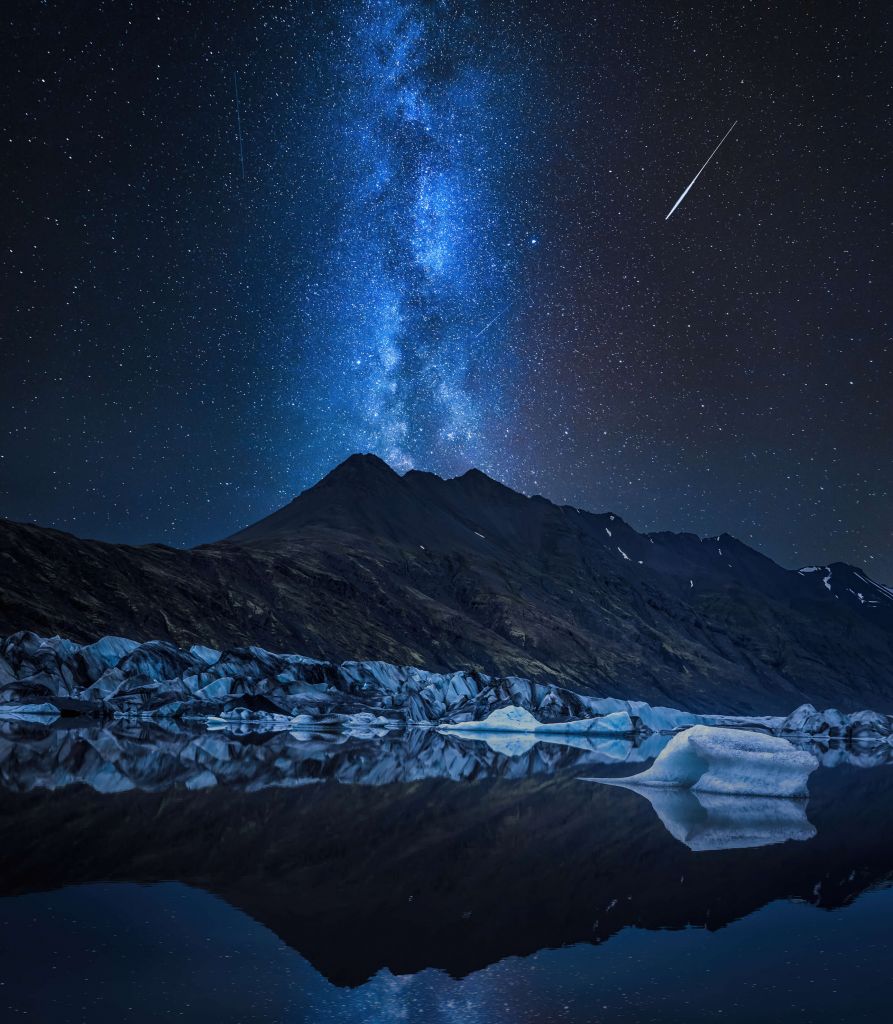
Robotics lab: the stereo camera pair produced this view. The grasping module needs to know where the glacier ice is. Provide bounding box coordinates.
[438,704,637,736]
[3,631,893,752]
[440,706,540,733]
[587,726,819,798]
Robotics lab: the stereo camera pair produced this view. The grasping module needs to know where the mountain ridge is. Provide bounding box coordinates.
[1,454,891,713]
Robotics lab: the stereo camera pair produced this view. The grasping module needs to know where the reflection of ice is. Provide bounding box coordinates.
[440,704,640,736]
[579,727,821,851]
[481,733,539,757]
[0,703,60,723]
[478,730,672,763]
[598,785,816,852]
[0,717,888,800]
[0,720,672,794]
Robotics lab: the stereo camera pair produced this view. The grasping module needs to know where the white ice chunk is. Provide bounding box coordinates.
[439,705,637,737]
[78,636,140,681]
[189,644,221,666]
[588,725,818,798]
[195,676,233,701]
[625,702,700,733]
[443,705,540,732]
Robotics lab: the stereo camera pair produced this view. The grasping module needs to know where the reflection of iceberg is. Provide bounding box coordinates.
[0,703,60,723]
[481,732,539,757]
[479,730,672,763]
[608,785,817,851]
[587,726,819,798]
[1,719,673,794]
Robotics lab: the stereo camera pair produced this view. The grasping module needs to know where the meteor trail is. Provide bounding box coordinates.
[233,71,246,180]
[665,120,737,221]
[473,304,511,339]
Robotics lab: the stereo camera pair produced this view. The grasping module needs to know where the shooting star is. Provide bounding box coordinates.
[473,304,512,339]
[233,71,246,180]
[665,120,737,221]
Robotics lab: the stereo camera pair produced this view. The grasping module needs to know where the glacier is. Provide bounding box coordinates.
[2,631,893,751]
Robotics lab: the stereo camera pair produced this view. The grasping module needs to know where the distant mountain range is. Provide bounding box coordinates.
[2,453,891,713]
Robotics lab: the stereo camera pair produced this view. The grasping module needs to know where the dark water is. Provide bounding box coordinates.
[1,720,892,1022]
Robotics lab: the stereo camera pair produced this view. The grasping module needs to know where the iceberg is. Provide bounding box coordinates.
[439,706,542,733]
[586,725,818,798]
[189,644,222,666]
[78,636,140,681]
[438,704,637,737]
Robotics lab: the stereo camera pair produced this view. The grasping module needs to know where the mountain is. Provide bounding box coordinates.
[1,453,892,713]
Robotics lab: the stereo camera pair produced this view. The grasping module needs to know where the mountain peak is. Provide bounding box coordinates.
[323,453,399,480]
[450,466,520,497]
[5,451,893,713]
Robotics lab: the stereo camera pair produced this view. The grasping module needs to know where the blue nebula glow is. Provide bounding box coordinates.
[297,0,530,477]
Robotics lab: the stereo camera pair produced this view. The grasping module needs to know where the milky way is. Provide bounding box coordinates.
[2,0,891,579]
[299,0,530,476]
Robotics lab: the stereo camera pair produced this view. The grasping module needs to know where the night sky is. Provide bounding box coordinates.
[2,1,890,578]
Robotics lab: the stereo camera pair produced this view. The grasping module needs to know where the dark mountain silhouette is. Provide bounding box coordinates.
[1,453,892,713]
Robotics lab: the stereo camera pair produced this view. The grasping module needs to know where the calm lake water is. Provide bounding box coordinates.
[0,721,891,1022]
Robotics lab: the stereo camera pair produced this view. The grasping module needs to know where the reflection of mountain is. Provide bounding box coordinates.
[3,454,893,713]
[1,732,892,986]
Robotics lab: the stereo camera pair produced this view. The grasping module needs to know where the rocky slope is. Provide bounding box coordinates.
[1,454,892,713]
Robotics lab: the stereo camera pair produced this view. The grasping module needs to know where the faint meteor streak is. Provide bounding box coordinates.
[233,72,246,180]
[473,304,511,339]
[665,120,737,220]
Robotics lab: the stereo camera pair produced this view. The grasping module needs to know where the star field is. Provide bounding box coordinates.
[1,1,891,578]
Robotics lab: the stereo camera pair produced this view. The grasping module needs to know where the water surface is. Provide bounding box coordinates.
[0,720,890,1022]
